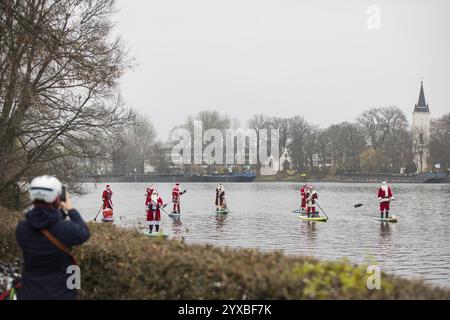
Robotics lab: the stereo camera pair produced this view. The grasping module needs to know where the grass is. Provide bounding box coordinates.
[1,207,449,299]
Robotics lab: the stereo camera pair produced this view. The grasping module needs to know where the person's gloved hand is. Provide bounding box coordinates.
[60,192,74,211]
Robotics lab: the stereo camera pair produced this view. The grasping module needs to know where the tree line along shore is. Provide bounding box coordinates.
[1,0,450,211]
[1,207,449,299]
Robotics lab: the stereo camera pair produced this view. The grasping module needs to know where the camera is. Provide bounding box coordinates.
[61,185,67,202]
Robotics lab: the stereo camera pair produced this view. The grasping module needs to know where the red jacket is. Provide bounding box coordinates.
[300,187,306,206]
[378,187,393,200]
[305,191,318,205]
[146,196,163,221]
[102,189,113,209]
[148,196,163,212]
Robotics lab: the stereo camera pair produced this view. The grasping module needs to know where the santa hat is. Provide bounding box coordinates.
[106,185,111,189]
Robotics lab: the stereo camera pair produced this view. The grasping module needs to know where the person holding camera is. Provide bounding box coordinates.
[16,175,90,300]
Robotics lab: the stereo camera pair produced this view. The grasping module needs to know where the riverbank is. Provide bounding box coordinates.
[255,172,450,183]
[1,207,449,299]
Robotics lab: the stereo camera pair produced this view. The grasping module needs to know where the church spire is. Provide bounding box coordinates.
[414,80,429,112]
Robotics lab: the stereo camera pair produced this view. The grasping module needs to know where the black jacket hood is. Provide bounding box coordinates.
[26,207,62,230]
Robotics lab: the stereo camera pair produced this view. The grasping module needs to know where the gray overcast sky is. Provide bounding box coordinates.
[114,0,450,140]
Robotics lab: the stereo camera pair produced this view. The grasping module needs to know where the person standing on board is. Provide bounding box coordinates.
[171,183,186,214]
[300,184,308,213]
[145,184,154,207]
[102,185,113,219]
[146,190,164,233]
[215,184,226,211]
[378,181,393,219]
[305,185,319,217]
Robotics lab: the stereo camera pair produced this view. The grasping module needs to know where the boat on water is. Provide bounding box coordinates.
[76,172,257,183]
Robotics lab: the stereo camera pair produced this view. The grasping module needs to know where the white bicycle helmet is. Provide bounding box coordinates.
[29,175,62,203]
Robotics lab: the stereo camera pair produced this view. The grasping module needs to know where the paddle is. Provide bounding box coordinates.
[354,198,396,208]
[158,204,176,220]
[315,201,329,220]
[93,203,103,221]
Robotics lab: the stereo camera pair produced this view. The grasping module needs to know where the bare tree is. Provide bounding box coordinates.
[287,116,311,171]
[325,122,366,173]
[430,113,450,171]
[357,106,411,173]
[0,0,133,208]
[112,113,157,175]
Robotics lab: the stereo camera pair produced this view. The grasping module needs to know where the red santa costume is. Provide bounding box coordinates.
[102,185,113,218]
[146,191,163,233]
[300,184,308,212]
[305,186,318,217]
[145,184,154,207]
[378,181,393,218]
[171,183,186,213]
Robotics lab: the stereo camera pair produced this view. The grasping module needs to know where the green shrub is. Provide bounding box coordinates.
[1,208,449,299]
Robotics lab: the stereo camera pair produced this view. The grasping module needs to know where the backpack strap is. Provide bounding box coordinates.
[40,229,77,265]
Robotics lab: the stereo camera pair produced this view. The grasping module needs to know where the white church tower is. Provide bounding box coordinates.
[412,80,431,173]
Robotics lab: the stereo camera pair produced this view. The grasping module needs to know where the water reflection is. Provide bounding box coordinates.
[379,222,391,240]
[300,221,318,242]
[214,214,228,230]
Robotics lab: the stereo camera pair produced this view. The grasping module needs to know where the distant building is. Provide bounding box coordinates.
[412,80,431,173]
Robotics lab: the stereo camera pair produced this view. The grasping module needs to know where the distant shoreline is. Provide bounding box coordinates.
[74,173,449,184]
[255,173,449,184]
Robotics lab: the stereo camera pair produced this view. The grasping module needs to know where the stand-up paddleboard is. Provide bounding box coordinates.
[375,216,398,223]
[143,231,168,239]
[299,214,327,222]
[214,208,230,214]
[101,217,115,223]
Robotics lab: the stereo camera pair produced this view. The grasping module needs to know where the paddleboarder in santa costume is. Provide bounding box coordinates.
[215,184,226,211]
[305,185,318,218]
[102,185,113,219]
[171,183,186,214]
[378,181,393,219]
[300,184,308,213]
[146,190,165,233]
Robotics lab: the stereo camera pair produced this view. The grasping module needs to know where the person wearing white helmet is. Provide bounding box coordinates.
[378,181,394,219]
[16,175,90,300]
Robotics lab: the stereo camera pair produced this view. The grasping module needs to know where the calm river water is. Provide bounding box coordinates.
[73,182,450,288]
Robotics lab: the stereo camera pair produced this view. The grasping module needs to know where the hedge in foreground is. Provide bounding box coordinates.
[1,208,449,299]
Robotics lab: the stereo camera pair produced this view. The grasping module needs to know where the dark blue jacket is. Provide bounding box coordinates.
[16,207,90,300]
